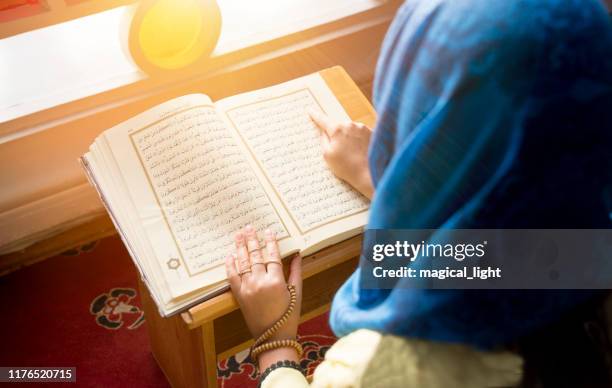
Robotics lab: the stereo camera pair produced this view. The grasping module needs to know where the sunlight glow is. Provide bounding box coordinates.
[137,0,218,70]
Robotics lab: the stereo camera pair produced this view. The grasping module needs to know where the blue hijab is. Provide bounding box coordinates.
[330,0,612,349]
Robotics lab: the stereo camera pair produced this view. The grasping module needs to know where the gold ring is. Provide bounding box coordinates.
[251,262,265,267]
[239,268,252,276]
[264,261,282,266]
[247,246,262,254]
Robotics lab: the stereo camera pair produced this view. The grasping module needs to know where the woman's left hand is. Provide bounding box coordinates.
[309,110,374,199]
[225,225,303,342]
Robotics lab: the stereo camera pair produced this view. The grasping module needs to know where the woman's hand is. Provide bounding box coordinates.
[309,110,375,199]
[225,225,303,369]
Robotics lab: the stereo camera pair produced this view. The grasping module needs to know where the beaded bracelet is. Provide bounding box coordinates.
[257,360,304,388]
[251,338,303,361]
[252,285,297,348]
[250,284,302,372]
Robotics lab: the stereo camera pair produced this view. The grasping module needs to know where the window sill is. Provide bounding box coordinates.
[0,0,399,141]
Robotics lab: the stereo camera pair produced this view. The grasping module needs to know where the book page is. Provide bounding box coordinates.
[215,74,369,247]
[103,95,293,297]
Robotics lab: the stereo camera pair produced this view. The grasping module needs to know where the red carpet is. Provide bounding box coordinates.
[0,236,336,387]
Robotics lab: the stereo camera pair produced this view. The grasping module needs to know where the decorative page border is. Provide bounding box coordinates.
[128,104,290,277]
[224,88,368,236]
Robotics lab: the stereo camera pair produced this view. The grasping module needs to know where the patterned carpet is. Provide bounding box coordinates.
[0,236,335,387]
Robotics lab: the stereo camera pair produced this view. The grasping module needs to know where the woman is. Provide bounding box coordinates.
[225,0,612,386]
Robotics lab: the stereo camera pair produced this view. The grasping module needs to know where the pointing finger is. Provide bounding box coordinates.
[308,109,337,138]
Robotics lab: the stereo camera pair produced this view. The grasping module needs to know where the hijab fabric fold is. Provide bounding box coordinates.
[330,0,612,349]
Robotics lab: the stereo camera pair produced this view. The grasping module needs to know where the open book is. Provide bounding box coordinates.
[81,69,370,316]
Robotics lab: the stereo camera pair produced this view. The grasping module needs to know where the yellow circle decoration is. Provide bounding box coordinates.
[127,0,221,74]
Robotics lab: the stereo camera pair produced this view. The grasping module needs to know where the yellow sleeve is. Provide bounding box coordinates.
[261,328,523,388]
[260,329,381,388]
[311,329,382,388]
[360,335,523,388]
[260,367,309,388]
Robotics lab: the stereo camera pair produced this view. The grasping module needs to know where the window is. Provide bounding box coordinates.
[0,0,135,37]
[0,0,389,125]
[0,1,49,24]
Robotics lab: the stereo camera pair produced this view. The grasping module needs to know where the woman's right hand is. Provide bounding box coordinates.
[309,110,375,199]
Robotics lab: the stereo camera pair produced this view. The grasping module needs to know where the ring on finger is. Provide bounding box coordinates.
[264,261,282,266]
[247,246,263,254]
[239,268,252,276]
[238,259,251,275]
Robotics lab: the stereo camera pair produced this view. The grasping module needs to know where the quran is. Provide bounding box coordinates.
[81,69,370,316]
